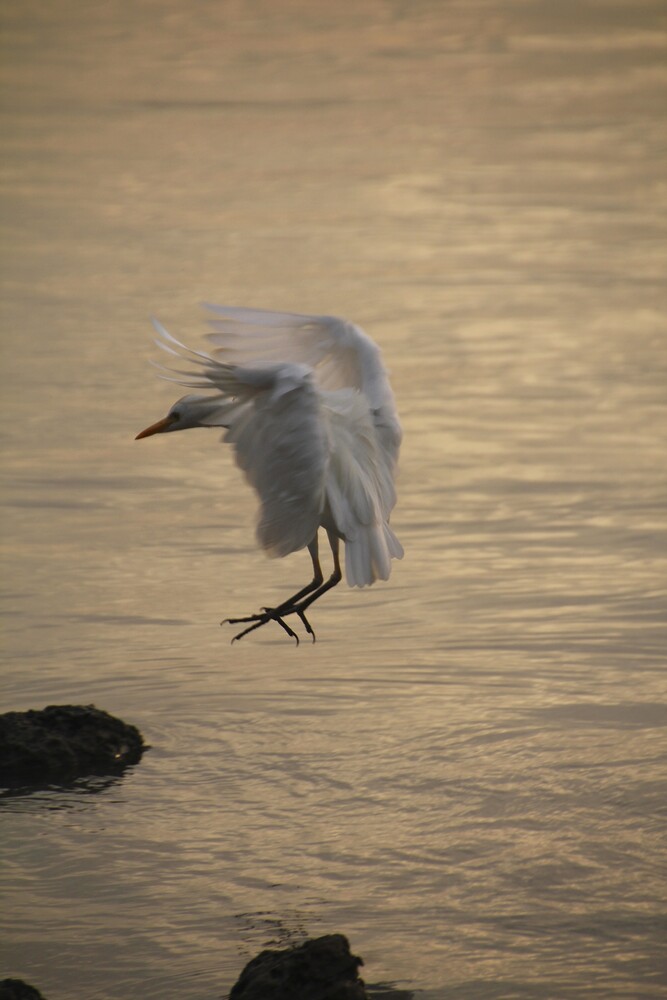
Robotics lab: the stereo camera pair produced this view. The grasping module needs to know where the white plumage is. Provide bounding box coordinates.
[136,303,402,643]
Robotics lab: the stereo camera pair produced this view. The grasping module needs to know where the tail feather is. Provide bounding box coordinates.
[344,522,402,588]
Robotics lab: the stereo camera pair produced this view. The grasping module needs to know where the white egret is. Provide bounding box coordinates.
[136,304,403,643]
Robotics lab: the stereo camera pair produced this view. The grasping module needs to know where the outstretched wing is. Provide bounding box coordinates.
[152,320,328,557]
[203,302,402,479]
[151,309,403,583]
[203,303,387,399]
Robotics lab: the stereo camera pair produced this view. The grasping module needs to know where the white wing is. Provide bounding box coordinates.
[203,302,402,483]
[203,302,362,391]
[222,363,329,558]
[322,389,403,586]
[152,308,403,585]
[205,303,393,399]
[210,361,329,557]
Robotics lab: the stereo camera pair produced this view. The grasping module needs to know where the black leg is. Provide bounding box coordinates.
[291,531,342,642]
[223,537,324,643]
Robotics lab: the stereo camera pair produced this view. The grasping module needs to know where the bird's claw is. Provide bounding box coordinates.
[295,608,316,642]
[223,607,300,645]
[221,602,317,645]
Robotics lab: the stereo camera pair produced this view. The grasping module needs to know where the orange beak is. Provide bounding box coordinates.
[135,414,177,439]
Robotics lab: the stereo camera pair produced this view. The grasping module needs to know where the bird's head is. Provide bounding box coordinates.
[135,394,225,439]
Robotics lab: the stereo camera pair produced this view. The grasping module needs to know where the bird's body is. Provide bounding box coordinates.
[136,304,403,642]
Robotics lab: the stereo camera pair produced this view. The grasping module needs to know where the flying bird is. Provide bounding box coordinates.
[136,304,403,643]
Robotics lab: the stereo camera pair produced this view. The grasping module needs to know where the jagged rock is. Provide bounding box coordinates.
[0,704,146,785]
[229,934,367,1000]
[0,980,47,1000]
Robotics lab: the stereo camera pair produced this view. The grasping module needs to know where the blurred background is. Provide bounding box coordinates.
[1,2,666,998]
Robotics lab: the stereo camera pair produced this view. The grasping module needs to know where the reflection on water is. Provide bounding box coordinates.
[1,1,666,998]
[0,772,137,804]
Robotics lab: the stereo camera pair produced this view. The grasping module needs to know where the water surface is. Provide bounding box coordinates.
[1,2,666,998]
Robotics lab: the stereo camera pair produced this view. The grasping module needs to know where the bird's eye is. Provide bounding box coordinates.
[171,411,181,421]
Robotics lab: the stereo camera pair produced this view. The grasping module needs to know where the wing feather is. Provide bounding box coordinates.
[202,303,390,401]
[221,364,328,557]
[202,301,402,479]
[323,390,403,587]
[149,308,403,583]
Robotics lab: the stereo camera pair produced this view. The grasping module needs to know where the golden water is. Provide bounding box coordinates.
[1,2,666,997]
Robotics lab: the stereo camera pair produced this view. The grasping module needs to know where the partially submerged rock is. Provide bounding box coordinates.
[0,704,146,786]
[229,934,367,1000]
[0,980,47,1000]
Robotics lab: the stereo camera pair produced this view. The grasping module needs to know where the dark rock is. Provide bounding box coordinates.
[0,980,47,1000]
[0,704,146,786]
[229,934,367,1000]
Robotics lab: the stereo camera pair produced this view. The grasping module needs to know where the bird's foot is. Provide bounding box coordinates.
[264,602,316,642]
[222,607,301,645]
[293,606,316,642]
[222,602,316,645]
